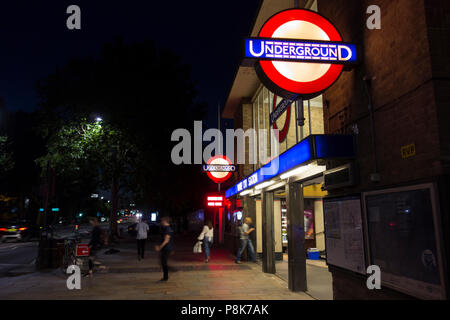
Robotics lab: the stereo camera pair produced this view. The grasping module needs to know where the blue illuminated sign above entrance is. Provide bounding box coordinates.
[225,135,355,198]
[245,38,358,65]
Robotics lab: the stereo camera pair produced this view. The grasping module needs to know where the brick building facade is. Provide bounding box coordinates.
[222,0,450,299]
[318,0,450,299]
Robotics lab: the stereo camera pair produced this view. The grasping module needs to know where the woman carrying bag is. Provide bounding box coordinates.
[197,220,214,263]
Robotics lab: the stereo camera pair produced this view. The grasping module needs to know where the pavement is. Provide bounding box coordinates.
[275,254,333,300]
[0,233,327,300]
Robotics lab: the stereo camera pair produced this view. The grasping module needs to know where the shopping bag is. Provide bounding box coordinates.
[193,241,202,253]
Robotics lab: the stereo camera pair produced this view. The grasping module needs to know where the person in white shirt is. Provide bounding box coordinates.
[136,218,149,260]
[198,220,214,263]
[235,217,256,264]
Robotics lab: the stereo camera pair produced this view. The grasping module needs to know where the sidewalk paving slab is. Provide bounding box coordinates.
[0,234,318,300]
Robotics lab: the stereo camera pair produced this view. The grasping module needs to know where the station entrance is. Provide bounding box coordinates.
[251,176,333,299]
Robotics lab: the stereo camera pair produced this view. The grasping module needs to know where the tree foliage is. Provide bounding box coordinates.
[0,136,14,176]
[36,39,208,220]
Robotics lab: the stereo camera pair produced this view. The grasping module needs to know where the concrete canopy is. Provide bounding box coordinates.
[222,64,260,119]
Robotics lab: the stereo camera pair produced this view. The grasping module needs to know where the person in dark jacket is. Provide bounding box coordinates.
[87,217,103,276]
[155,216,173,281]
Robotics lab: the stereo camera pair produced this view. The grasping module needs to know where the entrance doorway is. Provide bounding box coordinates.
[271,179,333,300]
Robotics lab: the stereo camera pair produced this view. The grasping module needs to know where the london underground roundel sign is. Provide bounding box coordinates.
[245,9,358,100]
[202,155,235,184]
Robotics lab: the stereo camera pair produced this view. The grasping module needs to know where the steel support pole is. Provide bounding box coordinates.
[286,181,307,292]
[261,190,276,273]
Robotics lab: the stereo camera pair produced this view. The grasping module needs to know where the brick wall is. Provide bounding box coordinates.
[320,0,441,191]
[318,0,448,300]
[424,0,450,173]
[233,101,244,183]
[242,103,255,177]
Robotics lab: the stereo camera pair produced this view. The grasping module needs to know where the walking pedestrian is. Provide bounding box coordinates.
[155,216,173,281]
[136,217,149,260]
[87,217,104,276]
[198,220,214,263]
[235,217,257,264]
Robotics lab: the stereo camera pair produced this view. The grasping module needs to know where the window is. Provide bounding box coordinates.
[251,85,325,163]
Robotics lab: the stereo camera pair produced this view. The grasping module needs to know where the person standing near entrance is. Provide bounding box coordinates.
[155,216,173,281]
[136,217,149,260]
[235,217,257,264]
[198,220,214,263]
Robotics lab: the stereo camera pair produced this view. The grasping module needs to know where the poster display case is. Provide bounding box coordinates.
[281,204,288,247]
[324,195,366,274]
[362,183,446,300]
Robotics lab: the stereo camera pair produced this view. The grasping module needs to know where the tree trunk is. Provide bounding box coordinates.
[110,176,119,237]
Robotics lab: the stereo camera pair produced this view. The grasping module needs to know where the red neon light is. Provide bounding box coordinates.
[258,9,344,98]
[207,202,223,207]
[207,196,224,201]
[0,228,6,231]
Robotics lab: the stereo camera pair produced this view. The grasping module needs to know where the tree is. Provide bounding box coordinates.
[0,107,46,222]
[36,39,208,223]
[36,118,138,234]
[0,136,14,176]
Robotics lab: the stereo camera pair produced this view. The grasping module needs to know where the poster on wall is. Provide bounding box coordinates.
[324,195,366,274]
[304,210,315,239]
[363,184,446,300]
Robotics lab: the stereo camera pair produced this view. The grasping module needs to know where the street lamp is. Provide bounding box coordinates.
[95,117,102,122]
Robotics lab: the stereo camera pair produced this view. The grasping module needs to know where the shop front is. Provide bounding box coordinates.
[221,0,358,296]
[224,132,354,294]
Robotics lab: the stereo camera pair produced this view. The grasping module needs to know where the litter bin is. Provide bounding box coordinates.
[307,248,320,260]
[36,238,64,269]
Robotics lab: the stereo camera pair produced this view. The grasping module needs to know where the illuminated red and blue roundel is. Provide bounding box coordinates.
[204,155,234,184]
[245,9,358,100]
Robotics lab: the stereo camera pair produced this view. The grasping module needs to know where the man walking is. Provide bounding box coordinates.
[87,217,104,276]
[155,216,173,281]
[235,217,257,264]
[136,217,149,260]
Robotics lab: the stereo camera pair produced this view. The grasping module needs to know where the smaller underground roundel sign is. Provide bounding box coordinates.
[203,155,235,184]
[245,9,358,100]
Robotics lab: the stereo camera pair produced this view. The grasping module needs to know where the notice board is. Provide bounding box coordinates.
[363,184,446,299]
[324,195,366,274]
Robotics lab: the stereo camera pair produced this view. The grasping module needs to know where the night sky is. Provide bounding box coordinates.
[0,0,260,127]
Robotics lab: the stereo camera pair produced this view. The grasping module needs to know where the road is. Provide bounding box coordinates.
[0,241,38,275]
[0,221,134,276]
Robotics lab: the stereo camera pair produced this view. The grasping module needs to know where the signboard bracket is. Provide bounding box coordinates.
[296,98,305,127]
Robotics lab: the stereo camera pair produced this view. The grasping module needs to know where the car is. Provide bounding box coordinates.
[127,223,137,236]
[0,220,39,242]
